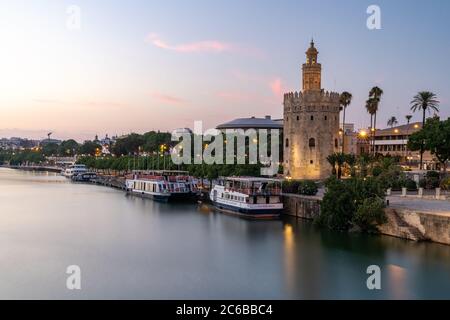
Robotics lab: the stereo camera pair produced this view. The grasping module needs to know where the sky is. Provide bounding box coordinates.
[0,0,449,141]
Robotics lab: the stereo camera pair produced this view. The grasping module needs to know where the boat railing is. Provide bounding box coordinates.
[224,187,282,196]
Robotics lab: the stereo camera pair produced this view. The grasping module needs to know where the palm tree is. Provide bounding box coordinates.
[405,115,413,161]
[326,153,338,178]
[387,116,398,128]
[410,91,440,169]
[369,87,384,154]
[365,98,377,154]
[339,92,353,153]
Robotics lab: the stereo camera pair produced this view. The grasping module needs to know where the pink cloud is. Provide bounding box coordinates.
[269,78,285,97]
[151,92,186,105]
[146,33,264,58]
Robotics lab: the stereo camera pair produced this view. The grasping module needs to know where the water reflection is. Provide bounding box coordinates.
[1,167,450,299]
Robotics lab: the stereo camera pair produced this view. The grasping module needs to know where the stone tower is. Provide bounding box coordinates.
[283,41,340,180]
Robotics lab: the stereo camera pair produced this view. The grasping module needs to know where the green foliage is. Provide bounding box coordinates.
[112,133,145,156]
[282,180,319,196]
[58,140,79,156]
[316,177,356,231]
[8,150,45,165]
[316,176,386,232]
[79,141,102,156]
[352,197,387,233]
[408,116,449,171]
[299,180,319,196]
[372,166,382,177]
[440,177,450,191]
[41,143,59,156]
[404,178,418,191]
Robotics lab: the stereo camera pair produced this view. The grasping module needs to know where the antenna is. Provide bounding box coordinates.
[47,132,53,140]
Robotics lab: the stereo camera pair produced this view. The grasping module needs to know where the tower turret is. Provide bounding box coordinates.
[302,40,322,91]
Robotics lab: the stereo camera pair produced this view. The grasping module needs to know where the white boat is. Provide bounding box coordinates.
[63,164,87,177]
[125,170,198,202]
[210,177,283,219]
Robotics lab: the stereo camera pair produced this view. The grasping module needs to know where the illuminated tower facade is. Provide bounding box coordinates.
[283,41,340,180]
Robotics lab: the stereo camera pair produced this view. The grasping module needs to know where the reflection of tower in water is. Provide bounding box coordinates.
[282,220,324,299]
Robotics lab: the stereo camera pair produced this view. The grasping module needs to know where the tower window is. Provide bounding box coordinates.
[310,116,314,121]
[335,139,338,148]
[324,116,327,120]
[309,138,316,148]
[310,160,314,164]
[285,138,289,148]
[297,116,299,121]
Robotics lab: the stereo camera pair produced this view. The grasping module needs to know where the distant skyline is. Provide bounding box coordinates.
[0,0,449,141]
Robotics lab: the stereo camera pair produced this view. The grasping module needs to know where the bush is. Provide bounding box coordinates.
[299,180,318,196]
[404,178,418,191]
[352,197,387,233]
[283,180,318,196]
[282,180,302,194]
[440,177,450,191]
[316,177,355,231]
[316,176,387,232]
[372,166,383,177]
[426,171,440,179]
[419,179,426,189]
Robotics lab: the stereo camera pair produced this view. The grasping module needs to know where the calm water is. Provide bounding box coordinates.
[1,168,450,299]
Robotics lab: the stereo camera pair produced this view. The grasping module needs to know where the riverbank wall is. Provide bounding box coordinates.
[282,194,450,245]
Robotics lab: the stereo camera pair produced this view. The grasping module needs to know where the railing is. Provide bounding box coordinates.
[224,187,282,196]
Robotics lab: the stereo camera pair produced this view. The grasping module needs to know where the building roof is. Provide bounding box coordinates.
[375,122,422,136]
[216,116,283,130]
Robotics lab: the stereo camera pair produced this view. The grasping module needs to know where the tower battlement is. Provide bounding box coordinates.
[283,90,340,104]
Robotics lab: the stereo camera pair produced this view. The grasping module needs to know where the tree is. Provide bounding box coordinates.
[41,143,59,157]
[387,116,398,128]
[408,117,450,174]
[143,131,173,153]
[58,139,79,156]
[410,91,440,169]
[365,98,376,154]
[368,86,384,154]
[79,141,102,156]
[339,91,353,153]
[112,133,144,156]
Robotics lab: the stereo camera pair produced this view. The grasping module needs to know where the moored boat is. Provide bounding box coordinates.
[62,164,87,178]
[209,177,283,219]
[125,170,199,202]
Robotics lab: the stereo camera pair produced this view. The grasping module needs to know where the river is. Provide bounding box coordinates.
[0,167,449,299]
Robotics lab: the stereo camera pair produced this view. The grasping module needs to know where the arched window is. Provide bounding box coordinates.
[309,138,316,148]
[324,116,327,121]
[335,139,339,148]
[285,138,289,148]
[297,116,299,121]
[310,116,314,121]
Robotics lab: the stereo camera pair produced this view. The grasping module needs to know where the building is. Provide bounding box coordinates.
[283,41,340,180]
[373,122,434,168]
[216,116,283,132]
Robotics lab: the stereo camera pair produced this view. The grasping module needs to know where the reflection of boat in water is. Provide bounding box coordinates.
[71,172,98,182]
[210,177,283,219]
[125,170,199,203]
[62,164,87,178]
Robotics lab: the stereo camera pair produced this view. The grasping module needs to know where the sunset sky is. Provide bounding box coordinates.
[0,0,449,141]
